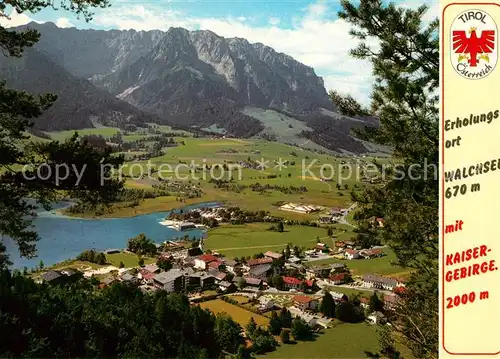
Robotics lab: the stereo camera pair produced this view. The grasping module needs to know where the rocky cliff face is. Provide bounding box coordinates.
[6,22,375,152]
[24,23,332,114]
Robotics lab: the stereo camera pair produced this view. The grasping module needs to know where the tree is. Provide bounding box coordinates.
[293,246,301,257]
[290,317,312,340]
[299,281,308,293]
[127,233,157,256]
[237,277,247,290]
[279,308,293,328]
[0,0,122,266]
[268,311,282,335]
[284,244,291,259]
[0,270,245,358]
[327,227,334,237]
[157,257,173,271]
[271,275,285,291]
[214,313,244,353]
[119,261,125,269]
[245,317,257,338]
[236,345,248,359]
[333,1,438,357]
[251,330,278,354]
[369,292,384,313]
[277,221,284,233]
[138,258,144,267]
[95,252,106,265]
[279,328,290,344]
[335,301,364,323]
[320,291,336,318]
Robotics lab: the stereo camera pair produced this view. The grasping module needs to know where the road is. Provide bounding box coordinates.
[336,203,358,227]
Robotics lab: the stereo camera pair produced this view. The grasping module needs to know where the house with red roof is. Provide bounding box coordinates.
[194,254,219,270]
[329,272,351,285]
[245,257,273,268]
[359,248,383,259]
[283,276,303,290]
[208,260,223,270]
[138,269,156,284]
[344,249,360,260]
[293,295,319,311]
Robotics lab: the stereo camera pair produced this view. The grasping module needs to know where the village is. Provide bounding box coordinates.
[38,217,405,334]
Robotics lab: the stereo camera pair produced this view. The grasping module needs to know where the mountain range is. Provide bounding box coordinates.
[3,22,380,154]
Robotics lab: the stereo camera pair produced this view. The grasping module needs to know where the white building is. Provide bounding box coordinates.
[344,249,360,260]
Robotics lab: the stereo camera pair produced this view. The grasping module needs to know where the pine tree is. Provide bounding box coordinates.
[334,1,438,357]
[268,311,282,335]
[245,317,257,338]
[319,291,336,318]
[369,292,384,313]
[0,0,122,267]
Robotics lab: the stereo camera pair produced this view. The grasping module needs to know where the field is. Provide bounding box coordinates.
[260,322,381,358]
[205,223,330,259]
[47,127,121,141]
[198,299,269,327]
[304,249,410,276]
[47,126,383,222]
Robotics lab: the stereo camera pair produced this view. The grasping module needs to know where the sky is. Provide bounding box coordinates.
[1,0,438,105]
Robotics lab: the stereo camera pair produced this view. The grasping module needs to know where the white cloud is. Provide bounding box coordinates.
[269,17,280,26]
[0,9,38,28]
[55,17,74,28]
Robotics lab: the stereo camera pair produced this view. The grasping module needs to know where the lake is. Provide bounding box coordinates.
[4,202,220,269]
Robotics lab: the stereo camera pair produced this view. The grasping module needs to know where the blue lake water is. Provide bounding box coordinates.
[4,202,220,269]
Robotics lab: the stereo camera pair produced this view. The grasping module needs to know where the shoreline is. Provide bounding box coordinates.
[53,199,224,220]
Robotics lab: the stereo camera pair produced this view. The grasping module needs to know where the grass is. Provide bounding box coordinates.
[198,299,269,327]
[56,135,382,220]
[105,252,156,268]
[47,127,120,141]
[260,322,381,358]
[305,249,410,276]
[205,223,330,259]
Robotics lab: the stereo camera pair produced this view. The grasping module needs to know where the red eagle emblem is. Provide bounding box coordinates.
[453,27,495,67]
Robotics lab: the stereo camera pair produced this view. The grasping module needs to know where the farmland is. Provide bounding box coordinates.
[52,126,370,220]
[304,248,411,277]
[260,322,381,359]
[198,299,269,327]
[205,223,330,259]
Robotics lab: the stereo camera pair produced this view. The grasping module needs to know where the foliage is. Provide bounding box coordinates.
[76,249,106,265]
[214,313,245,353]
[334,0,438,357]
[127,233,157,256]
[237,277,247,290]
[279,307,293,329]
[319,291,336,318]
[0,0,123,267]
[251,327,278,354]
[335,301,365,323]
[271,275,285,291]
[245,317,258,338]
[268,311,283,335]
[369,292,385,313]
[0,269,243,357]
[156,257,173,272]
[290,317,312,340]
[280,328,290,344]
